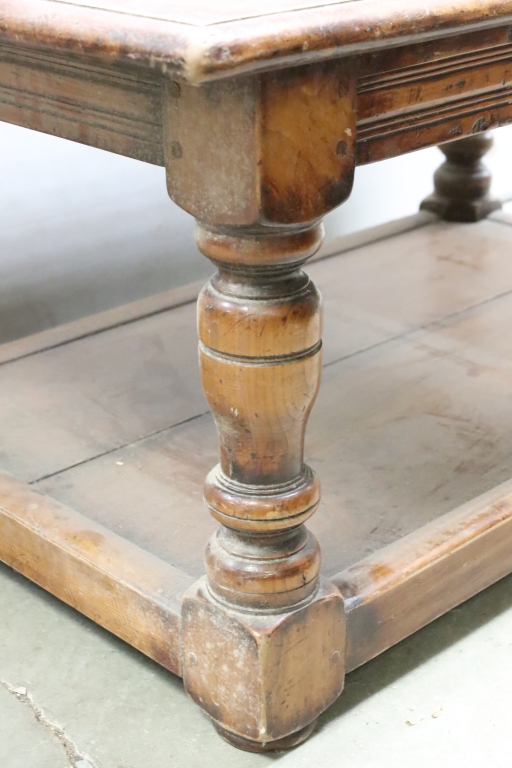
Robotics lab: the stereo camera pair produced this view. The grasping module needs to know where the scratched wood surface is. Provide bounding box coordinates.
[1,217,512,579]
[45,0,358,24]
[4,2,512,746]
[0,471,191,675]
[356,26,512,163]
[335,477,512,672]
[1,0,512,85]
[2,24,512,168]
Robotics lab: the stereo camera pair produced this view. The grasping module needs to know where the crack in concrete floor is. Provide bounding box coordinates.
[1,680,99,768]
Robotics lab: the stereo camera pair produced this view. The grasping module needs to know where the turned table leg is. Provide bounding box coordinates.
[421,132,501,222]
[180,224,344,751]
[163,58,357,750]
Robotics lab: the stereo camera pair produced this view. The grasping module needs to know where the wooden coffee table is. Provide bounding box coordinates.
[2,0,512,752]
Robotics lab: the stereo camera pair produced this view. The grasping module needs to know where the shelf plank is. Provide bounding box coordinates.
[0,471,191,675]
[336,479,512,672]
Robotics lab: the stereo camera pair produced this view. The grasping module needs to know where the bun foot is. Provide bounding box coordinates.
[213,720,317,752]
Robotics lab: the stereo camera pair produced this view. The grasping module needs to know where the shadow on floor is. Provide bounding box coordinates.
[0,561,185,694]
[317,569,512,735]
[2,558,512,758]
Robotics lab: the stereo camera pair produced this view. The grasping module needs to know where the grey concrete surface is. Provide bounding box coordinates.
[0,683,69,768]
[0,562,271,768]
[2,558,512,767]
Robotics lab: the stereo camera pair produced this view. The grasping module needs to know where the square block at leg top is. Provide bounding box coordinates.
[181,577,345,745]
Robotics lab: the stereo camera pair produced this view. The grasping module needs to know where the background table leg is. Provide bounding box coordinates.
[181,225,345,751]
[421,132,501,222]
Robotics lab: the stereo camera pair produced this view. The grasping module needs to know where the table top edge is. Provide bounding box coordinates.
[1,0,512,83]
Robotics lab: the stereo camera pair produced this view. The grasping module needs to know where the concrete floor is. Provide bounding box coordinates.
[2,560,512,767]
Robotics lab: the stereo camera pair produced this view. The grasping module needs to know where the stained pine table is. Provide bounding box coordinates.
[1,0,512,753]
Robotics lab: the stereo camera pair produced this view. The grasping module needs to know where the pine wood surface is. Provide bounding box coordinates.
[3,1,512,747]
[1,218,512,577]
[1,8,512,169]
[336,477,512,672]
[1,0,512,84]
[0,471,191,675]
[4,216,512,744]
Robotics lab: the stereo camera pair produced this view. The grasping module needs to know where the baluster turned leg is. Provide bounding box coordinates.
[421,132,501,222]
[163,59,358,751]
[181,224,344,751]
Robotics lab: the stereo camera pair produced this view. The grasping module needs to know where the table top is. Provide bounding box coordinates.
[1,0,512,83]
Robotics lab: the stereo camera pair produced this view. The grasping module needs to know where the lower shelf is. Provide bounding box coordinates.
[2,469,512,678]
[3,217,512,682]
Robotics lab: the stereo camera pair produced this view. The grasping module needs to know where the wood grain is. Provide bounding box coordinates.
[357,26,512,93]
[167,76,357,747]
[3,0,512,751]
[4,414,512,692]
[168,56,359,741]
[182,577,344,751]
[421,132,501,221]
[182,217,348,749]
[0,300,207,484]
[194,2,512,84]
[0,279,203,366]
[357,27,512,163]
[3,220,512,747]
[0,470,191,675]
[0,0,511,83]
[33,286,512,583]
[0,41,164,164]
[165,60,356,227]
[1,19,511,177]
[5,218,512,570]
[335,479,512,673]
